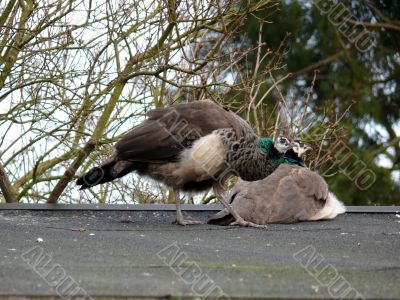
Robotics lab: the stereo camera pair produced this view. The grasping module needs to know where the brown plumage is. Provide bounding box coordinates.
[77,101,249,190]
[208,164,346,225]
[77,100,290,226]
[114,100,248,165]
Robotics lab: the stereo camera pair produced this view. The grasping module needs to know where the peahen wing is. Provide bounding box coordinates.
[115,100,252,163]
[270,165,328,222]
[208,164,329,225]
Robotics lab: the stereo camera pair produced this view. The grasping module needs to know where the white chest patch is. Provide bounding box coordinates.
[174,133,226,182]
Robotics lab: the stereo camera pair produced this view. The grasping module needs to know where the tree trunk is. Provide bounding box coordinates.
[0,163,16,203]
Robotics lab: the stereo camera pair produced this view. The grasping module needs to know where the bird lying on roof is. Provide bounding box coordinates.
[76,100,299,226]
[208,139,346,225]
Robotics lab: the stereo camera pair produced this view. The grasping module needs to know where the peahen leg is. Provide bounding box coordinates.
[174,188,205,225]
[213,183,266,228]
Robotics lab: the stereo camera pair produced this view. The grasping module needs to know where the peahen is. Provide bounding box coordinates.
[76,100,297,226]
[208,139,346,225]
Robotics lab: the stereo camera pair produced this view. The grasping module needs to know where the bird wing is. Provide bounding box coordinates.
[115,100,252,163]
[208,164,329,225]
[269,165,328,222]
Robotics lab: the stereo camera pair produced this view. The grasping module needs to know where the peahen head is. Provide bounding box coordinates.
[283,137,311,166]
[292,137,312,158]
[259,135,292,154]
[274,135,292,153]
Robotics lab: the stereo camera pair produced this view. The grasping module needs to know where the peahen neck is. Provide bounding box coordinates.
[282,149,305,167]
[258,137,275,154]
[258,137,304,166]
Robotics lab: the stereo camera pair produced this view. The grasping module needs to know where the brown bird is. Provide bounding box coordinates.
[76,100,294,226]
[208,140,346,225]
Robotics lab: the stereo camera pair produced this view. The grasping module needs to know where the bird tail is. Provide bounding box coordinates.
[309,192,346,221]
[324,193,347,218]
[76,159,135,190]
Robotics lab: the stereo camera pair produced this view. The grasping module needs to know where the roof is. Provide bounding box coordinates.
[0,205,399,299]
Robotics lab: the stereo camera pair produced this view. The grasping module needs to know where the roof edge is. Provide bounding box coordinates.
[0,203,398,213]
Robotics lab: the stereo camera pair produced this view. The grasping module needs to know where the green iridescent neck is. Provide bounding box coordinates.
[258,137,274,154]
[281,149,305,166]
[259,137,305,166]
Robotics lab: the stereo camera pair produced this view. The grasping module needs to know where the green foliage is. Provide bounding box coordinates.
[239,0,400,205]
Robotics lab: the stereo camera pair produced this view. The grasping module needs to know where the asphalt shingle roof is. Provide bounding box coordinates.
[0,207,399,299]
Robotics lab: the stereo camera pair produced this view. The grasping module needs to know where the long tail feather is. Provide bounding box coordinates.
[76,160,135,189]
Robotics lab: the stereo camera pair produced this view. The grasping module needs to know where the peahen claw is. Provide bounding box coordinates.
[229,217,266,228]
[175,218,206,226]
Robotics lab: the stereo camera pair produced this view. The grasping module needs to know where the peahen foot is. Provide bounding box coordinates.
[213,183,265,228]
[173,188,205,226]
[175,217,206,226]
[229,216,266,228]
